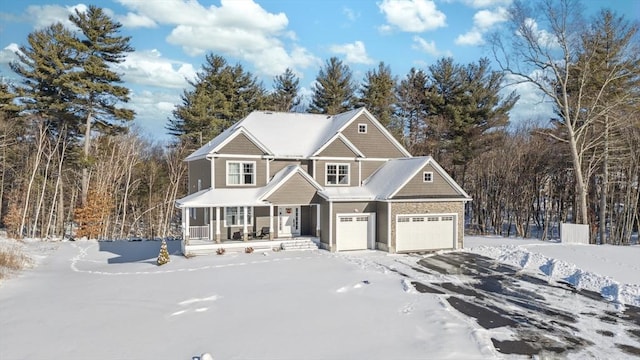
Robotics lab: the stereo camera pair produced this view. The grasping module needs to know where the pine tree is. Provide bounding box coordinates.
[358,62,396,129]
[167,54,266,146]
[67,6,135,207]
[157,239,170,265]
[267,68,301,112]
[309,57,356,114]
[394,68,429,155]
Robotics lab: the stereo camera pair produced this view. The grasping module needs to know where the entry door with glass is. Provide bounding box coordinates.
[278,206,300,237]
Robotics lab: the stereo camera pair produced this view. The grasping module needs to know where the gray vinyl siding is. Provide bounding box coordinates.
[218,133,265,155]
[213,157,268,188]
[361,160,385,181]
[376,202,389,250]
[265,173,318,205]
[317,137,359,158]
[314,160,359,187]
[319,198,331,249]
[188,158,211,194]
[393,164,461,198]
[270,160,308,177]
[331,201,377,249]
[341,114,406,158]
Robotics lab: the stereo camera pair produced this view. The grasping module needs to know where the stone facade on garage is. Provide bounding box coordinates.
[389,201,465,253]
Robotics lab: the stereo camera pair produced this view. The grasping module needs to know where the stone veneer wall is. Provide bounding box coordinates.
[389,201,465,253]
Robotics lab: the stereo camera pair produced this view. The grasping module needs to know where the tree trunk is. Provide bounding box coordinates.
[81,112,92,207]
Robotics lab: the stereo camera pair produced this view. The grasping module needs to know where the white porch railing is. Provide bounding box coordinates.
[189,226,210,240]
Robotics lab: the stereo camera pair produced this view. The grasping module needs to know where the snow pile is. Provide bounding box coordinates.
[467,243,640,307]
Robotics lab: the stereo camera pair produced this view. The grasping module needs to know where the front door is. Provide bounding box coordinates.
[278,206,300,237]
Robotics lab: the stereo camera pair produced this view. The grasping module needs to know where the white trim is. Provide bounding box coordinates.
[425,158,472,199]
[223,206,254,227]
[384,198,472,202]
[423,171,433,183]
[387,203,391,250]
[226,160,257,186]
[259,165,323,201]
[210,157,215,189]
[312,133,364,158]
[357,123,367,134]
[334,108,412,157]
[358,161,362,186]
[329,201,333,250]
[215,207,220,238]
[310,156,361,161]
[325,163,350,186]
[213,128,272,156]
[211,154,264,159]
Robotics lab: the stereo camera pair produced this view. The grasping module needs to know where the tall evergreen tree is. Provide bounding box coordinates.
[67,5,135,207]
[267,68,301,112]
[167,54,266,146]
[309,57,356,114]
[358,62,397,130]
[394,68,429,155]
[424,57,518,180]
[10,23,79,131]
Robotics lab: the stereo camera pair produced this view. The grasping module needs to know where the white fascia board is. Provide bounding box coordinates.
[311,133,364,157]
[211,127,272,155]
[425,158,472,199]
[336,108,412,158]
[383,197,472,203]
[387,158,430,199]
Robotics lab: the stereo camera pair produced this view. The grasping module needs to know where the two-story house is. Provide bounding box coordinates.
[176,108,471,255]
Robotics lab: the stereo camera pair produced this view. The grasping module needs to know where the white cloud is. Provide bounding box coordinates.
[378,0,446,33]
[520,18,559,49]
[25,4,87,30]
[502,72,555,123]
[127,89,181,140]
[460,0,512,8]
[329,41,374,65]
[114,49,197,89]
[0,43,20,64]
[343,7,359,22]
[455,30,484,46]
[118,12,156,28]
[455,7,507,46]
[411,36,451,57]
[116,0,318,77]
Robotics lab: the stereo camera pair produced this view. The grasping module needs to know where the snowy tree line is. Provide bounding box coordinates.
[1,0,638,243]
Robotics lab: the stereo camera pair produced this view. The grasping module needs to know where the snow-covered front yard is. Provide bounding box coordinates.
[0,236,638,359]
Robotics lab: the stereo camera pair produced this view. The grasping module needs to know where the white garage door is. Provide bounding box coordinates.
[336,213,374,251]
[396,214,455,252]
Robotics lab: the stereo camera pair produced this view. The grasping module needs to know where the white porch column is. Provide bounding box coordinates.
[215,207,221,243]
[183,207,190,244]
[315,204,321,237]
[243,206,248,242]
[208,206,214,241]
[269,204,274,240]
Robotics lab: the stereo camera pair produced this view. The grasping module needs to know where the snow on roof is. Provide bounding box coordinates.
[185,108,368,160]
[319,186,375,201]
[176,187,265,208]
[362,157,430,199]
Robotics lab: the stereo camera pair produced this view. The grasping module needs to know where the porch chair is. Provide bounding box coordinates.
[256,227,270,239]
[232,230,242,240]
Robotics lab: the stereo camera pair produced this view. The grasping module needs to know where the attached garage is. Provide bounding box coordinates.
[395,214,456,252]
[336,213,375,251]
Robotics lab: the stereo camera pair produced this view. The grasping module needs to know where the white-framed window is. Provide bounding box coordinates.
[227,161,255,186]
[224,207,253,226]
[197,179,202,191]
[358,123,367,134]
[190,208,196,220]
[326,163,349,185]
[423,171,433,183]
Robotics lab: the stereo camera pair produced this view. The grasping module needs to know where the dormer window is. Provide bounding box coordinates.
[227,161,255,185]
[423,171,433,183]
[358,123,367,134]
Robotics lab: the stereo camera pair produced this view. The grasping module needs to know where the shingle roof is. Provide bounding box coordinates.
[185,107,401,161]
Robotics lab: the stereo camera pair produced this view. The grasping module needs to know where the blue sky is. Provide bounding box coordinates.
[0,0,638,143]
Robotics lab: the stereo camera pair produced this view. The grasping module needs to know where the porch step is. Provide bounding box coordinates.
[280,239,319,251]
